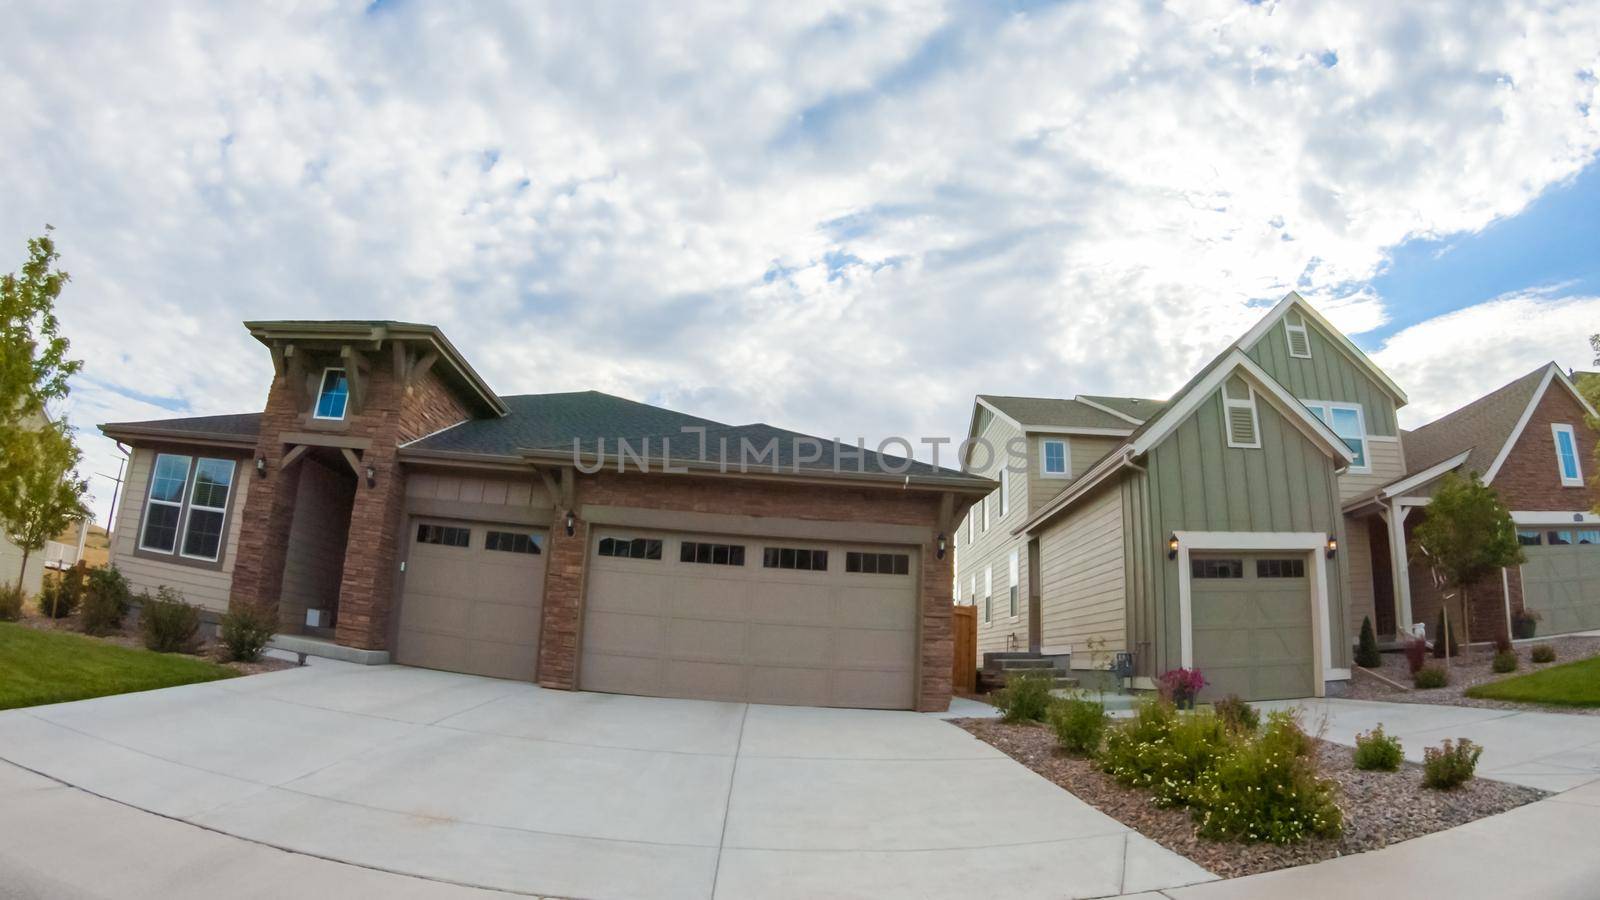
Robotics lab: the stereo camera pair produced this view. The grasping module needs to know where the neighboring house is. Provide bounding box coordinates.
[1345,362,1600,640]
[956,292,1410,700]
[100,320,991,712]
[1,412,55,598]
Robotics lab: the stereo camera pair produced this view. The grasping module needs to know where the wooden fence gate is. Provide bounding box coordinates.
[951,604,977,695]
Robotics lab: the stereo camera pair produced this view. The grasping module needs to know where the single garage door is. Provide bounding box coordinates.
[1190,552,1315,701]
[394,519,547,680]
[1521,528,1600,636]
[580,528,919,709]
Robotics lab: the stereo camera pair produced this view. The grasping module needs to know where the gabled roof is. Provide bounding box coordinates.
[1400,362,1597,486]
[1233,291,1408,406]
[100,412,263,449]
[975,395,1137,432]
[1075,395,1168,424]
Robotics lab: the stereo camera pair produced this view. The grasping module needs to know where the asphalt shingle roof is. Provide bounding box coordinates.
[1076,395,1168,423]
[410,391,726,455]
[1401,364,1552,478]
[978,395,1136,430]
[102,412,263,441]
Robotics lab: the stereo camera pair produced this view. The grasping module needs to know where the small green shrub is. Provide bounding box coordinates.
[994,670,1056,723]
[1355,616,1382,668]
[1493,631,1513,654]
[1192,727,1343,844]
[1491,650,1518,674]
[219,603,277,662]
[1413,665,1448,689]
[140,587,201,653]
[1259,709,1315,759]
[1049,695,1107,756]
[1101,701,1232,807]
[1531,644,1557,664]
[0,583,22,621]
[37,563,88,619]
[1213,694,1260,733]
[1353,725,1403,771]
[79,567,132,636]
[1422,738,1482,790]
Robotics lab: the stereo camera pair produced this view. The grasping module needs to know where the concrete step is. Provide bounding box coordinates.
[994,658,1059,670]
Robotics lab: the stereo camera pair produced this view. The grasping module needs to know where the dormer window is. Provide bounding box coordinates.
[1285,313,1312,359]
[314,368,350,420]
[1223,375,1260,449]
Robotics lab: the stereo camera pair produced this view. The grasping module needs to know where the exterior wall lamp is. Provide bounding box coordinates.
[565,509,576,537]
[936,533,947,560]
[1167,533,1179,560]
[255,456,267,478]
[365,465,376,489]
[1326,533,1338,559]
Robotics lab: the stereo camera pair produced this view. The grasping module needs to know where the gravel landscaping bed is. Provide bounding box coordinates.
[956,718,1546,879]
[1348,635,1600,714]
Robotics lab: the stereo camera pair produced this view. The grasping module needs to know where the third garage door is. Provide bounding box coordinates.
[1521,528,1600,635]
[579,529,919,709]
[1191,552,1316,701]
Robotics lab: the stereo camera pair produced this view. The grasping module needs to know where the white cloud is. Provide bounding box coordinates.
[1374,290,1600,427]
[1,0,1597,522]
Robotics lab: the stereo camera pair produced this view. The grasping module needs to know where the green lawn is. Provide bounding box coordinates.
[0,622,236,710]
[1465,656,1600,708]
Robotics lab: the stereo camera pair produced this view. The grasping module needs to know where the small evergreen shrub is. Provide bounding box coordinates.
[1049,694,1107,756]
[79,567,132,636]
[140,587,201,653]
[1403,637,1428,674]
[1413,665,1448,689]
[1213,694,1260,733]
[1355,616,1382,668]
[0,583,22,621]
[1353,725,1403,771]
[1531,644,1557,664]
[994,670,1056,723]
[1490,650,1518,674]
[1422,738,1482,790]
[1191,726,1343,844]
[1431,610,1459,659]
[219,603,277,662]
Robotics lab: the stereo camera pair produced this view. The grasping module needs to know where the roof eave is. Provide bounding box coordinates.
[518,447,994,494]
[99,423,258,451]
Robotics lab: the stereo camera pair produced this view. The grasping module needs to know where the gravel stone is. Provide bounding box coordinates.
[1348,635,1600,714]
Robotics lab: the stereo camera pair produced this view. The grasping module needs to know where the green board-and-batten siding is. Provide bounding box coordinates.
[1245,311,1399,436]
[1123,384,1352,678]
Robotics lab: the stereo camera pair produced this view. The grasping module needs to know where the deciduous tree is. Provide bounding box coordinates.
[1409,472,1523,648]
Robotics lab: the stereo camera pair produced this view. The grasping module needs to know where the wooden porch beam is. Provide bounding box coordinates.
[279,444,310,472]
[339,447,365,480]
[340,345,368,415]
[534,467,562,507]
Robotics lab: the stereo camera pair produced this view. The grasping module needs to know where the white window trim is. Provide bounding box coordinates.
[138,453,193,554]
[967,509,973,543]
[1285,319,1312,359]
[1303,400,1371,474]
[1553,423,1584,487]
[177,459,236,563]
[1040,438,1070,478]
[1008,549,1020,619]
[1173,530,1344,693]
[982,491,991,531]
[998,469,1009,519]
[313,366,350,421]
[1223,386,1262,450]
[983,566,993,623]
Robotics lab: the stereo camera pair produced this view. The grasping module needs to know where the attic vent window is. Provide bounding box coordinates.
[1285,315,1312,359]
[1223,376,1261,449]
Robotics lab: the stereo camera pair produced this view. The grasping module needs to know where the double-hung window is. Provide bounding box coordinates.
[1303,401,1369,472]
[983,490,991,531]
[314,368,350,420]
[997,469,1009,519]
[1553,424,1583,486]
[1041,439,1069,477]
[139,453,237,563]
[1008,549,1019,617]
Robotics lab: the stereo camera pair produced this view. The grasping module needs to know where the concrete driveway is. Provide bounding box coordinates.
[0,661,1213,899]
[1260,697,1600,792]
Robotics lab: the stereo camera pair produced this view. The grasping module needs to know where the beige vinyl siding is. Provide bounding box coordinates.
[1344,515,1375,641]
[1038,483,1126,667]
[956,412,1030,658]
[1333,436,1405,503]
[1245,312,1400,436]
[1126,385,1351,677]
[111,447,250,613]
[1026,434,1122,514]
[278,459,355,628]
[405,470,548,509]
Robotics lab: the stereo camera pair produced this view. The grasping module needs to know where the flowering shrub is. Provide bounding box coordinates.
[1099,700,1231,807]
[1158,667,1207,707]
[1423,738,1482,790]
[1353,725,1403,771]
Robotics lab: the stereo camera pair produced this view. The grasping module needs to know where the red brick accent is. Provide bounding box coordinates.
[535,470,955,711]
[1491,381,1597,510]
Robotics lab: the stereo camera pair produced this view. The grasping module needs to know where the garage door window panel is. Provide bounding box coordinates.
[417,524,471,547]
[763,546,829,571]
[1255,558,1305,579]
[1191,558,1243,579]
[597,536,662,560]
[1549,530,1574,546]
[485,530,543,554]
[846,551,910,575]
[1578,530,1600,545]
[681,541,745,566]
[1518,530,1542,546]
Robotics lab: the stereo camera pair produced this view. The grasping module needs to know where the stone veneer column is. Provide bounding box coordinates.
[536,499,588,690]
[918,534,955,712]
[333,444,407,650]
[227,378,308,617]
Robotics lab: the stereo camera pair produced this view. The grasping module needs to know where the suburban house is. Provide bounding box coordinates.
[956,292,1412,701]
[99,320,992,712]
[1345,362,1600,641]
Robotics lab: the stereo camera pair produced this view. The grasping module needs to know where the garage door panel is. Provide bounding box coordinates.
[470,641,539,681]
[581,529,918,709]
[1523,544,1600,637]
[397,631,470,674]
[470,602,543,641]
[404,593,473,636]
[1192,551,1315,702]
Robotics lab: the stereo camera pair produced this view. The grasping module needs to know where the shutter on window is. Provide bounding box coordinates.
[1227,404,1257,446]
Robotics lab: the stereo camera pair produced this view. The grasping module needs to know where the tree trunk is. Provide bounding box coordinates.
[19,547,33,608]
[1459,583,1472,646]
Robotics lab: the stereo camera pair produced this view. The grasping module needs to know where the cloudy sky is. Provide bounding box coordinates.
[3,0,1599,524]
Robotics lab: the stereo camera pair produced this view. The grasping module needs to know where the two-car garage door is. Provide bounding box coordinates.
[580,528,920,709]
